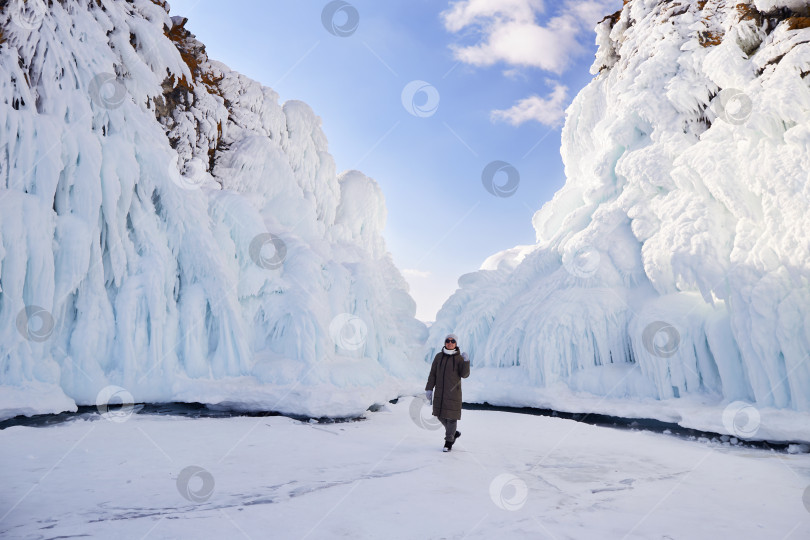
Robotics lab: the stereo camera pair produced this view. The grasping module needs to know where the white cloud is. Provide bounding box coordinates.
[442,0,545,33]
[491,83,568,127]
[442,0,619,73]
[442,0,621,126]
[402,269,431,279]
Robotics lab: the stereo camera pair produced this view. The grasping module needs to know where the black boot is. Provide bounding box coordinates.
[443,440,453,452]
[454,431,461,441]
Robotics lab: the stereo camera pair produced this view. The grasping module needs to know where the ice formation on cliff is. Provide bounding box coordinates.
[429,0,810,439]
[0,0,426,420]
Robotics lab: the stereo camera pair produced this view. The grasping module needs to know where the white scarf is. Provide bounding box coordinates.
[442,347,459,355]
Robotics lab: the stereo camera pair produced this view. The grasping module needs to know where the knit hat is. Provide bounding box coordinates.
[444,333,459,345]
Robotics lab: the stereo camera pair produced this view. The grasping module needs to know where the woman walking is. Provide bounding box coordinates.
[425,333,470,452]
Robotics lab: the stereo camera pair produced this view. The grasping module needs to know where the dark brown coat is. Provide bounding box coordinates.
[425,351,470,420]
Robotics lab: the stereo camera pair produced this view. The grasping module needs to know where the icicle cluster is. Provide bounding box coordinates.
[430,0,810,420]
[0,0,426,420]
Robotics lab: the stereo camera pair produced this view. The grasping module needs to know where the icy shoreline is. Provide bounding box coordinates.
[3,395,808,449]
[463,367,810,444]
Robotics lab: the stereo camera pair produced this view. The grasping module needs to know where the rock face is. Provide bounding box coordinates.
[0,0,427,420]
[429,0,810,417]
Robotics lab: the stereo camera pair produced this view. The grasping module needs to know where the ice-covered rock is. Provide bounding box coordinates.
[430,0,810,438]
[0,0,426,420]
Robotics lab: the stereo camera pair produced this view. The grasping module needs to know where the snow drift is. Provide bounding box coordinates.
[429,0,810,441]
[0,0,427,421]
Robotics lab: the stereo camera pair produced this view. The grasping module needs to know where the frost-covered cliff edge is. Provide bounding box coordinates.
[0,0,427,420]
[430,0,810,441]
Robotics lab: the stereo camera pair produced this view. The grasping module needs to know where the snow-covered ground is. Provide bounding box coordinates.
[2,400,809,539]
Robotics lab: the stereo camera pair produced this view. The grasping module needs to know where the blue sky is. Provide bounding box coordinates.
[168,0,621,321]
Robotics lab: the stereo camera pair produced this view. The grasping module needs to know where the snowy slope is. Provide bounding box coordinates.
[0,0,427,421]
[429,0,810,440]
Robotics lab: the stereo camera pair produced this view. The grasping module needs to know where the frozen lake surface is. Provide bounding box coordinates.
[1,399,809,539]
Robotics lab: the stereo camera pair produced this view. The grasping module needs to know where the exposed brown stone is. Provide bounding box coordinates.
[600,0,633,28]
[736,2,762,23]
[159,13,226,168]
[601,8,622,27]
[787,17,810,30]
[163,16,223,96]
[699,30,724,47]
